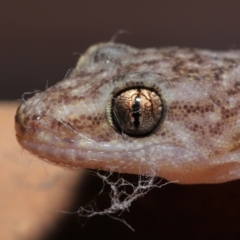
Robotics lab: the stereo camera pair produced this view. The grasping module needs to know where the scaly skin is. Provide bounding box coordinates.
[15,42,240,184]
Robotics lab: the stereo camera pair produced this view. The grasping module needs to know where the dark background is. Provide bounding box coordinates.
[2,0,240,100]
[2,1,240,239]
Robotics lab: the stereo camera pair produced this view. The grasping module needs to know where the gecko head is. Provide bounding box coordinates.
[15,42,240,183]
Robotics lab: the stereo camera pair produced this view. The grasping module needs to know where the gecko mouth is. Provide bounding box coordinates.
[15,112,146,171]
[16,134,87,168]
[15,132,161,177]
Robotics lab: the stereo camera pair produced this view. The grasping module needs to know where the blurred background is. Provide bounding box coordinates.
[2,1,240,239]
[2,0,240,100]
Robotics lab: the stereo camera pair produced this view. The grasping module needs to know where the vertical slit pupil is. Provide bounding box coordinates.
[132,94,141,128]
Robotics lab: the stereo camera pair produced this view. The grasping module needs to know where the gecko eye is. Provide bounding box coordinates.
[106,87,164,137]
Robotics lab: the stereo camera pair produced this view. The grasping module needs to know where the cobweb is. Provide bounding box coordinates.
[76,170,176,230]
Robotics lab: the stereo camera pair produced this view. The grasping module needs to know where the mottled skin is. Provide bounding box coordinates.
[15,42,240,184]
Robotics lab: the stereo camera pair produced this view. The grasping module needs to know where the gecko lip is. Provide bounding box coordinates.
[16,132,99,167]
[15,131,156,172]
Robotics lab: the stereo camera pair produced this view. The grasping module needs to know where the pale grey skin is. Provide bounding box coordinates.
[15,42,240,184]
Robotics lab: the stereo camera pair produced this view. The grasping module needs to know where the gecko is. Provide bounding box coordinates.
[15,42,240,184]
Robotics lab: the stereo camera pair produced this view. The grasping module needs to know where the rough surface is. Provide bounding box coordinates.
[15,42,240,184]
